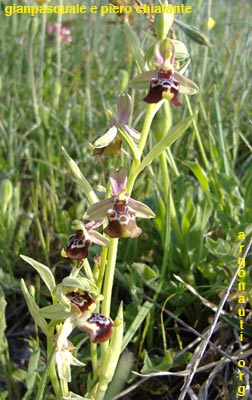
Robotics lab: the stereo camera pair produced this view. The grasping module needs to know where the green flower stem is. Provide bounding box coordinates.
[96,246,108,294]
[101,238,119,318]
[47,333,62,400]
[90,342,98,378]
[100,238,119,360]
[127,102,160,193]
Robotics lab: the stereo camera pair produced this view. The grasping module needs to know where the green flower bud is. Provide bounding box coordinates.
[154,1,174,39]
[175,19,212,48]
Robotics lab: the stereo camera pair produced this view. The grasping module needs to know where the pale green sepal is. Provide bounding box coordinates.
[21,279,49,335]
[40,304,71,320]
[130,70,156,90]
[89,230,110,247]
[62,277,98,294]
[62,147,99,205]
[128,198,155,219]
[135,116,193,175]
[124,22,145,72]
[55,350,85,382]
[55,284,72,311]
[98,303,124,393]
[20,255,55,295]
[174,72,199,95]
[84,198,112,221]
[172,39,189,59]
[93,126,117,148]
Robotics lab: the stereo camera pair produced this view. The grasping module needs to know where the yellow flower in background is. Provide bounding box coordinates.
[35,0,50,4]
[202,17,216,31]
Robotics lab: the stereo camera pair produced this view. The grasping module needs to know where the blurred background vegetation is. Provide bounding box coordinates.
[0,0,252,398]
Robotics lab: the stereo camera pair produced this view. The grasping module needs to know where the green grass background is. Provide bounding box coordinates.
[0,0,252,399]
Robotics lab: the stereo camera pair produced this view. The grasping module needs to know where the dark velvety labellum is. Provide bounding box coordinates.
[66,291,95,312]
[66,230,92,260]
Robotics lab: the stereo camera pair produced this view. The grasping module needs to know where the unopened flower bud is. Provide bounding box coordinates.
[154,1,174,39]
[175,19,212,48]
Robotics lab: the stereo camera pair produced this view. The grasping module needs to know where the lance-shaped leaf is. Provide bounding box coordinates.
[21,279,49,335]
[135,116,193,175]
[124,22,145,72]
[62,146,99,205]
[20,255,55,295]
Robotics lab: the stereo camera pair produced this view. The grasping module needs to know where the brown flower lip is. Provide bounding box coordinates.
[66,291,95,313]
[65,230,92,260]
[78,312,114,343]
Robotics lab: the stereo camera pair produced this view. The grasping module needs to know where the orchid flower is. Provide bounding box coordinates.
[92,93,140,155]
[84,168,155,238]
[55,290,113,382]
[61,220,110,260]
[130,38,199,105]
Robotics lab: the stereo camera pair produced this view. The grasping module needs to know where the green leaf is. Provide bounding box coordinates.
[132,263,158,282]
[62,146,99,205]
[20,255,55,295]
[124,22,145,72]
[135,116,193,175]
[21,279,49,335]
[183,160,209,193]
[205,238,236,263]
[23,341,40,399]
[122,301,153,352]
[0,287,8,354]
[141,349,173,373]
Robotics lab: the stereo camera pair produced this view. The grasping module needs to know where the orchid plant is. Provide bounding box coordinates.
[21,6,198,400]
